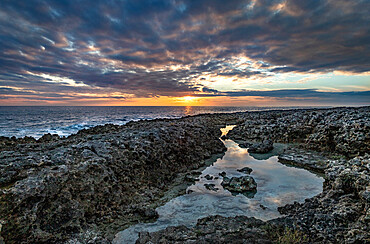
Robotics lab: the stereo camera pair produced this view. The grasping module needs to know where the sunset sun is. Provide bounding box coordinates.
[182,96,197,102]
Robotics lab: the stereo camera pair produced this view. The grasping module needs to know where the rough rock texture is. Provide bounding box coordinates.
[1,107,369,243]
[137,155,370,244]
[137,107,370,244]
[136,215,313,244]
[278,147,331,173]
[248,140,274,154]
[228,107,370,158]
[0,115,240,243]
[137,215,275,244]
[279,155,370,243]
[221,176,257,194]
[237,167,253,174]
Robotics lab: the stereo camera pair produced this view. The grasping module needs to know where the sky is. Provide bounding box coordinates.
[0,0,369,106]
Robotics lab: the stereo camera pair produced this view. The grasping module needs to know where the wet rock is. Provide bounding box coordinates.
[137,215,281,243]
[221,176,257,193]
[37,133,60,143]
[204,174,213,180]
[237,166,253,174]
[278,147,330,173]
[239,141,252,148]
[184,171,202,182]
[248,140,274,153]
[204,184,218,192]
[278,154,370,243]
[139,155,370,243]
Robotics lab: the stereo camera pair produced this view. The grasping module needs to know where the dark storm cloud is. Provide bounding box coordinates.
[0,0,369,100]
[69,69,200,97]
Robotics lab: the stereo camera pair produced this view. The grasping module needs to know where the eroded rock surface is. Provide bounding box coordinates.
[0,115,238,243]
[248,140,274,154]
[278,147,331,173]
[137,107,370,244]
[138,154,369,243]
[279,155,370,243]
[137,215,274,244]
[221,176,257,194]
[237,166,253,174]
[1,106,369,243]
[228,107,369,158]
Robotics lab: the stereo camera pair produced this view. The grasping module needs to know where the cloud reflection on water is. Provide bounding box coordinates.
[114,127,324,243]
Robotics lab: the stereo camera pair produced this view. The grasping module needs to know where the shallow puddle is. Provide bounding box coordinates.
[114,125,324,243]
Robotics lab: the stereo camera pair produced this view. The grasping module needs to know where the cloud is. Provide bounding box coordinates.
[195,88,370,105]
[0,0,369,104]
[194,88,370,98]
[224,89,370,98]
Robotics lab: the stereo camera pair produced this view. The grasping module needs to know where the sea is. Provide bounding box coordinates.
[0,106,316,139]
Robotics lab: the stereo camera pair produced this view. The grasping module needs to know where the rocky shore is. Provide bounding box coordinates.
[231,106,367,151]
[0,106,369,243]
[138,154,369,243]
[137,106,369,244]
[0,115,237,243]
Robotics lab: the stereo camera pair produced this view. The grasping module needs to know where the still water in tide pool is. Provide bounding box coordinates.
[114,126,324,243]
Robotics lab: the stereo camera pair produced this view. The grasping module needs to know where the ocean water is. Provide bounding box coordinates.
[0,106,307,139]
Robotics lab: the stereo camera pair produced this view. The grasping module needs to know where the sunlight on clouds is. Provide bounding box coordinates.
[316,87,344,92]
[340,85,369,91]
[0,86,39,94]
[245,0,257,10]
[333,71,370,76]
[198,69,369,95]
[0,0,369,106]
[28,72,89,87]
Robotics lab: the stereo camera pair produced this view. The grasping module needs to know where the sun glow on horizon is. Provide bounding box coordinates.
[182,96,197,102]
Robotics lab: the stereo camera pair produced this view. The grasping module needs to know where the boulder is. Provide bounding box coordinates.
[237,167,253,174]
[221,176,257,193]
[204,183,218,192]
[204,174,213,180]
